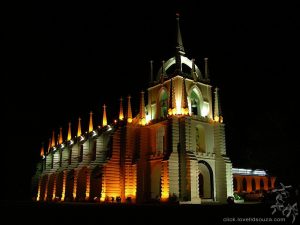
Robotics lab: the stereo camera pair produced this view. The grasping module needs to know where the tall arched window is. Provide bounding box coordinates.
[159,89,168,118]
[242,178,247,191]
[190,88,201,116]
[260,179,264,190]
[252,179,256,191]
[196,125,206,153]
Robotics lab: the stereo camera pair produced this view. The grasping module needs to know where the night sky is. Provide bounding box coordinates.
[3,2,300,202]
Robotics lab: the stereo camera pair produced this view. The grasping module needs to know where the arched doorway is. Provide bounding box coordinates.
[198,160,214,199]
[40,175,48,201]
[252,178,256,192]
[65,170,74,201]
[77,167,87,201]
[260,179,264,190]
[47,173,56,201]
[90,166,102,201]
[242,178,247,191]
[55,171,64,199]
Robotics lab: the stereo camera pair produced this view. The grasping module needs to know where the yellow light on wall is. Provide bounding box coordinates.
[214,116,219,122]
[161,161,169,201]
[102,104,107,126]
[176,99,181,115]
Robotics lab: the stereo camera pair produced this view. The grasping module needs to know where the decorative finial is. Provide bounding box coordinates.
[77,117,82,136]
[102,104,107,126]
[51,130,55,147]
[150,60,154,84]
[89,111,94,132]
[47,138,51,153]
[175,12,185,75]
[204,57,209,80]
[139,91,146,125]
[127,95,132,123]
[119,97,124,120]
[40,143,44,157]
[214,87,223,123]
[59,127,63,144]
[67,122,72,141]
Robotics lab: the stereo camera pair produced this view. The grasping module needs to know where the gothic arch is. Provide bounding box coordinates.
[198,160,214,199]
[55,171,64,199]
[40,174,49,201]
[90,166,102,201]
[156,56,203,81]
[188,85,204,116]
[77,167,87,201]
[65,169,74,201]
[47,173,56,201]
[195,124,206,153]
[157,87,168,118]
[242,178,247,191]
[251,178,256,191]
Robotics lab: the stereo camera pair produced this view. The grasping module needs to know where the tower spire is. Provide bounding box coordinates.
[176,13,185,56]
[67,122,72,141]
[102,104,107,126]
[181,78,189,115]
[139,91,146,125]
[214,87,223,123]
[59,127,63,144]
[89,111,93,132]
[47,138,51,153]
[127,95,132,123]
[51,130,55,147]
[119,97,124,120]
[175,13,185,74]
[40,143,44,157]
[160,60,166,83]
[204,57,210,81]
[149,60,154,84]
[77,117,82,136]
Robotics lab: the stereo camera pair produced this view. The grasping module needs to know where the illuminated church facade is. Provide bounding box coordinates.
[32,15,234,204]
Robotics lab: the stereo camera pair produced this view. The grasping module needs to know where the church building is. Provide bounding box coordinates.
[32,15,234,204]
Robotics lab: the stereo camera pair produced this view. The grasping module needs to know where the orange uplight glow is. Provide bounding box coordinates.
[119,97,124,120]
[161,161,169,201]
[102,104,107,126]
[89,111,93,132]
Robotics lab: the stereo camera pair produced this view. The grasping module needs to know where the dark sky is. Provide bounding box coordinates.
[3,2,300,202]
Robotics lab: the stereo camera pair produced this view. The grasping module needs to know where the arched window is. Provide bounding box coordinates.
[91,140,97,161]
[159,89,168,118]
[260,179,264,190]
[79,144,83,163]
[233,177,237,191]
[68,148,72,165]
[190,89,201,116]
[252,179,256,191]
[196,125,206,153]
[242,178,247,191]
